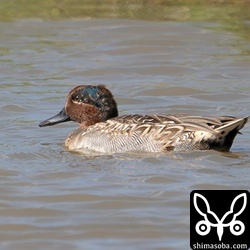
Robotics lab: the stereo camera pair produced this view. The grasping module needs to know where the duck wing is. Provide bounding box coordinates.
[109,114,248,151]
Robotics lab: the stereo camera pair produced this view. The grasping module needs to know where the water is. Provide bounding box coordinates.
[0,19,249,250]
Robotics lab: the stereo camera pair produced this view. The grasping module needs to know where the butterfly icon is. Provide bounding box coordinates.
[193,192,247,241]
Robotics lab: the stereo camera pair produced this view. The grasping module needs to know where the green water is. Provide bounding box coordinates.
[1,0,250,53]
[0,0,249,23]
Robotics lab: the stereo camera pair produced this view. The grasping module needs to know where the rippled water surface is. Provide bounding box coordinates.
[0,19,250,250]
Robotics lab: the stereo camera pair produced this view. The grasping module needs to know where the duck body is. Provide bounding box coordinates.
[39,85,248,153]
[65,114,248,153]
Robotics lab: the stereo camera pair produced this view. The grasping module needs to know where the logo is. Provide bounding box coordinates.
[194,192,246,241]
[190,190,249,250]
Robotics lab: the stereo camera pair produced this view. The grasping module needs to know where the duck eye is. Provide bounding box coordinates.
[72,94,83,103]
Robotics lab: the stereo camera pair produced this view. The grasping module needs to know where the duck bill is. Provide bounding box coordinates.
[39,107,71,127]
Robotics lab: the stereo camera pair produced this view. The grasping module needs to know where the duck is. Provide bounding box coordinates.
[39,84,248,153]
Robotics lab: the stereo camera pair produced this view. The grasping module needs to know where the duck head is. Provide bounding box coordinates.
[39,84,118,128]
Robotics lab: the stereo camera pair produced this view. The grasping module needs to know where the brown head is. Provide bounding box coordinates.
[39,84,118,128]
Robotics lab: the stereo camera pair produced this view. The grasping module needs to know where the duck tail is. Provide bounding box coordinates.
[213,116,248,151]
[215,116,248,135]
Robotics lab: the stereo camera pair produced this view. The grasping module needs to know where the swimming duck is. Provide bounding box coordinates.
[39,84,248,153]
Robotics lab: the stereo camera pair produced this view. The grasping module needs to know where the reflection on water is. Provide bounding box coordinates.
[0,18,249,250]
